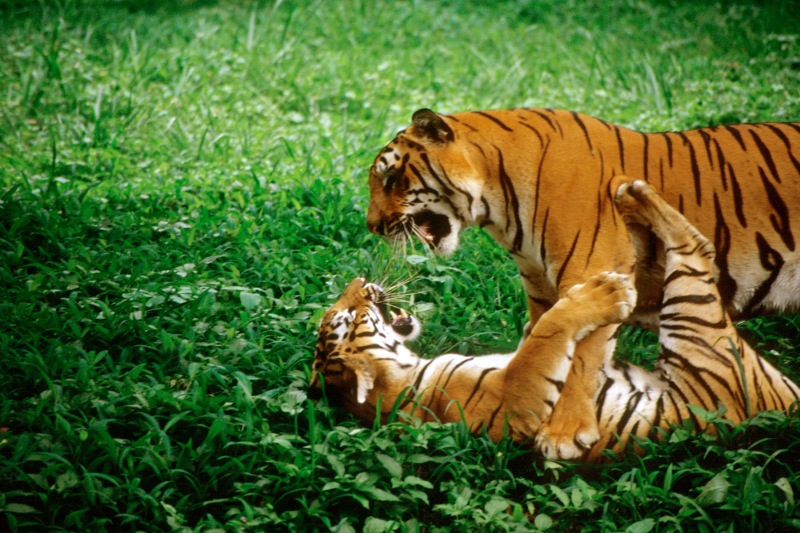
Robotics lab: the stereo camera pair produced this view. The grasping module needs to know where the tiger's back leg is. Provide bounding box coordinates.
[615,179,800,422]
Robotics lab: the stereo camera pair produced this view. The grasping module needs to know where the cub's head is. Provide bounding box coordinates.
[366,109,480,256]
[309,278,420,408]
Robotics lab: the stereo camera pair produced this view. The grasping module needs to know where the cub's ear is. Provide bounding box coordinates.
[412,108,455,143]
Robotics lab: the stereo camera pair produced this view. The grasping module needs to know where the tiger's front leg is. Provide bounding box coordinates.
[531,198,638,460]
[505,274,635,452]
[534,325,618,459]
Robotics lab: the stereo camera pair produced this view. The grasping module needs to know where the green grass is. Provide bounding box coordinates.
[1,0,800,530]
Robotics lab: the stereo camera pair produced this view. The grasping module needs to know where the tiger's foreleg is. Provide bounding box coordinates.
[504,273,636,455]
[532,325,619,459]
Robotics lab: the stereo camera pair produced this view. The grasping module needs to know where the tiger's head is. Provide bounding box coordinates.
[366,109,482,256]
[309,278,421,412]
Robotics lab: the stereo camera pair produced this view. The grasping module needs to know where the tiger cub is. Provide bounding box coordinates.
[312,180,800,461]
[366,108,800,458]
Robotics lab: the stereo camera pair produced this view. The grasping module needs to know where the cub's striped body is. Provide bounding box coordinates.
[366,108,800,458]
[312,181,800,461]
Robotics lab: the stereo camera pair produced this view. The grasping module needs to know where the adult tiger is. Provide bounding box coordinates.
[366,108,800,458]
[312,180,800,461]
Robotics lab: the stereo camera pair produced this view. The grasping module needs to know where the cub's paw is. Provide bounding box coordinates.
[563,272,636,338]
[535,402,600,460]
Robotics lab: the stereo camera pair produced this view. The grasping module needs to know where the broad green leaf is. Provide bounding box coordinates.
[239,291,262,310]
[626,518,656,533]
[534,513,553,530]
[776,477,795,506]
[697,473,730,506]
[375,453,403,478]
[4,503,40,514]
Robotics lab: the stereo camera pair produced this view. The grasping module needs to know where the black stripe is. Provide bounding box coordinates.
[556,230,581,289]
[531,140,551,245]
[427,357,473,411]
[712,138,728,191]
[697,129,714,170]
[762,124,800,176]
[587,188,603,268]
[545,377,564,392]
[780,122,800,136]
[750,129,782,184]
[661,374,702,430]
[529,109,562,135]
[446,114,477,133]
[615,391,644,436]
[571,111,593,153]
[713,194,738,307]
[486,401,506,434]
[476,111,513,132]
[540,208,550,268]
[759,167,795,251]
[438,357,475,392]
[662,133,674,167]
[496,148,524,253]
[662,293,717,307]
[595,376,615,421]
[397,359,437,410]
[727,162,747,227]
[519,121,545,146]
[724,125,747,151]
[744,232,785,315]
[614,125,625,172]
[469,141,487,159]
[419,153,454,195]
[662,347,732,412]
[659,313,728,330]
[676,132,701,205]
[649,396,665,440]
[464,367,500,407]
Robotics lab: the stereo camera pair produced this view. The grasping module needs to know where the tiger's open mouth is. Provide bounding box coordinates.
[376,299,416,337]
[409,211,452,250]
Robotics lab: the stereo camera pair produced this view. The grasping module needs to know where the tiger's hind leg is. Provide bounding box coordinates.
[614,179,800,422]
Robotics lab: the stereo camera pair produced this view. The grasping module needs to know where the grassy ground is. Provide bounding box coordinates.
[2,0,800,530]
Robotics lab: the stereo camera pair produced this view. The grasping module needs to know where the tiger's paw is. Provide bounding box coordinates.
[615,179,716,261]
[534,403,599,460]
[613,179,662,227]
[562,272,636,338]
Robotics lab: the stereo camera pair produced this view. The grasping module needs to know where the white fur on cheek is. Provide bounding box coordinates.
[433,223,461,256]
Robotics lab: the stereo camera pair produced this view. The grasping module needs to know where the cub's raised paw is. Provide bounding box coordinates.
[535,409,599,460]
[562,272,636,337]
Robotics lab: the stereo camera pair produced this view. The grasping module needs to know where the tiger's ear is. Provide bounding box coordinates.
[412,108,455,143]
